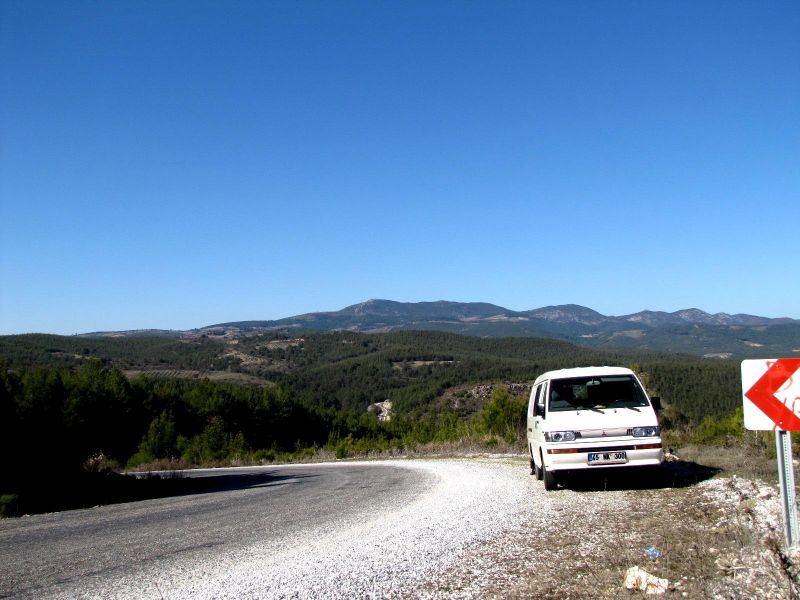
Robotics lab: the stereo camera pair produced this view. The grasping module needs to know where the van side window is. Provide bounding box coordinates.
[535,382,546,416]
[529,386,539,417]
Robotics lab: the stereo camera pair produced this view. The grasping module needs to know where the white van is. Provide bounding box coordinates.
[527,366,664,490]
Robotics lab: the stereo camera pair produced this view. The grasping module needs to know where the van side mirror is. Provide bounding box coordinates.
[534,403,544,418]
[651,396,662,411]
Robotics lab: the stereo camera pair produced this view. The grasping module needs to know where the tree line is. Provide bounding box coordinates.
[0,359,530,511]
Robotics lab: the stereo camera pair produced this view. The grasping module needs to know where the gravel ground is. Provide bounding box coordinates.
[414,459,797,600]
[4,457,797,599]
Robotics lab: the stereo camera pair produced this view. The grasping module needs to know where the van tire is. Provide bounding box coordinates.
[542,461,557,491]
[530,446,542,479]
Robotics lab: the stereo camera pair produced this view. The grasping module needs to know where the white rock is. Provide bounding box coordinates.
[624,566,669,595]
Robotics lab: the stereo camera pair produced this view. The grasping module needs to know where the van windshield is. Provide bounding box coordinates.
[548,375,649,412]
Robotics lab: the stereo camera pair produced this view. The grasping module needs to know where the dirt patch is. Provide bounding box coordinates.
[392,360,456,369]
[123,369,272,387]
[438,383,531,417]
[219,348,293,373]
[611,329,646,339]
[221,348,271,367]
[259,338,305,350]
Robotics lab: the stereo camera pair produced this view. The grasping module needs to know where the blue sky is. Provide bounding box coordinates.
[1,1,798,334]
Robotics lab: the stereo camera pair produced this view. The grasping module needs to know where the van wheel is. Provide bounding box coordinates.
[530,446,542,479]
[542,462,557,491]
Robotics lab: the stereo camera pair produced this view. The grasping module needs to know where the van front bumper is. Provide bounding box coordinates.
[544,439,663,471]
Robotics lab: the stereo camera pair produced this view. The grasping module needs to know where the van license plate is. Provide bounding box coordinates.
[588,451,628,465]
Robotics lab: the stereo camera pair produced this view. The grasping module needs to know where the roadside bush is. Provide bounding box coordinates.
[691,408,744,445]
[334,435,354,459]
[138,411,178,462]
[82,452,120,473]
[334,434,394,458]
[431,410,469,443]
[476,387,526,443]
[253,449,277,463]
[180,417,248,465]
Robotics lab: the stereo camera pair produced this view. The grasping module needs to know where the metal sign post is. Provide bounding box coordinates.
[776,430,799,549]
[742,359,800,551]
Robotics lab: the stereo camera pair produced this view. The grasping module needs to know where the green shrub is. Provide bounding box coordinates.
[139,411,178,459]
[334,434,354,459]
[180,417,248,465]
[82,452,120,473]
[253,449,277,463]
[691,408,744,445]
[477,387,526,443]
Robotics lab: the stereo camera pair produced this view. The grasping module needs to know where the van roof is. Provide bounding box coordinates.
[533,366,636,385]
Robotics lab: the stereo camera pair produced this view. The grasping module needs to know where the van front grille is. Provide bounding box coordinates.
[546,443,663,455]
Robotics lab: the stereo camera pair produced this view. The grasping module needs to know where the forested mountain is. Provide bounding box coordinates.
[72,300,799,358]
[202,300,799,358]
[209,299,795,331]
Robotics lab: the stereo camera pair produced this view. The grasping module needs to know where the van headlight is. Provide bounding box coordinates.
[545,431,577,442]
[631,426,660,437]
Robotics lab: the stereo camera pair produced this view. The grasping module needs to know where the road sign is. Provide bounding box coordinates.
[775,429,800,549]
[742,358,800,550]
[741,358,800,431]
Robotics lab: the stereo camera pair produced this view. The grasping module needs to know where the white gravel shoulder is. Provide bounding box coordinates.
[77,458,536,600]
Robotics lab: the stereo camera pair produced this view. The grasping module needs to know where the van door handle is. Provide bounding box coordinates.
[528,428,532,432]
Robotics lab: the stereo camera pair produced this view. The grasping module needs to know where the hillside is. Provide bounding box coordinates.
[0,328,744,515]
[0,329,740,423]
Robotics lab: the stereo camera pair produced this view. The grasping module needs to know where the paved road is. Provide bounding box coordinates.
[0,462,438,599]
[0,458,756,599]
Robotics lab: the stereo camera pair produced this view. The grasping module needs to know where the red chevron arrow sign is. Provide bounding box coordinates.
[742,359,800,431]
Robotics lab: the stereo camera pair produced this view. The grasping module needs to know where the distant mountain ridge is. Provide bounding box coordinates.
[207,299,794,332]
[81,300,799,359]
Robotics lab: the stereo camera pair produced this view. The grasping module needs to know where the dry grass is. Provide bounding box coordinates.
[418,456,799,600]
[125,457,192,473]
[511,500,740,598]
[675,442,779,483]
[485,485,744,598]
